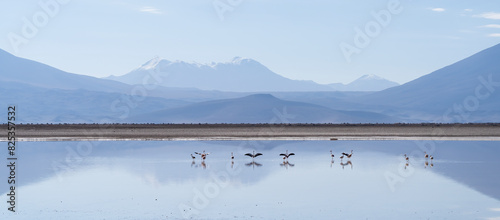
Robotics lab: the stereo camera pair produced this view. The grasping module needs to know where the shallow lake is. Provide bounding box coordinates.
[1,140,500,219]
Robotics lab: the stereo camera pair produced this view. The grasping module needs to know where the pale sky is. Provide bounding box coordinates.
[1,0,499,84]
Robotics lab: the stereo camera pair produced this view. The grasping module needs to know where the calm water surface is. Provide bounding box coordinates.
[1,140,500,219]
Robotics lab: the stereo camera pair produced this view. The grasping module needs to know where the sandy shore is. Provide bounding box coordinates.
[2,123,500,141]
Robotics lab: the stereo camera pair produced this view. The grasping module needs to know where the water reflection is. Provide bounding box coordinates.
[340,160,353,170]
[191,160,208,169]
[1,140,500,220]
[245,161,263,169]
[280,161,295,169]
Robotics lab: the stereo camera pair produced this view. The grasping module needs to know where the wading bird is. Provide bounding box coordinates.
[425,152,429,160]
[404,154,409,161]
[279,150,295,161]
[191,154,196,160]
[330,150,335,159]
[342,150,353,159]
[195,150,210,160]
[430,155,434,160]
[245,151,263,159]
[231,152,234,160]
[339,155,344,161]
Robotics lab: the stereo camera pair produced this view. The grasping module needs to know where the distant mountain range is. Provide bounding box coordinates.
[0,49,129,93]
[356,43,500,122]
[105,57,398,92]
[128,94,397,123]
[1,43,500,123]
[328,74,399,91]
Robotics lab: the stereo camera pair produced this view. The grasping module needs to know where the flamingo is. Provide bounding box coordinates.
[279,150,295,161]
[342,150,353,159]
[245,151,263,159]
[195,150,210,160]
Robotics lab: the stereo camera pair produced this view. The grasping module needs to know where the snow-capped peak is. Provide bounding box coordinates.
[230,56,255,65]
[139,56,171,70]
[358,74,384,81]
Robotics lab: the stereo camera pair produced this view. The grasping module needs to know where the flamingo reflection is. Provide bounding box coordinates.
[190,161,208,169]
[245,161,262,169]
[341,160,353,170]
[280,161,295,169]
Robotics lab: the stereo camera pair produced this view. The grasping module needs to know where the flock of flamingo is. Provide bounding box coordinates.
[190,149,435,169]
[190,149,356,169]
[191,150,434,166]
[191,150,355,161]
[404,151,435,168]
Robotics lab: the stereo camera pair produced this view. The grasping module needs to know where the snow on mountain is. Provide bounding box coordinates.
[106,57,335,92]
[328,74,399,91]
[0,49,192,123]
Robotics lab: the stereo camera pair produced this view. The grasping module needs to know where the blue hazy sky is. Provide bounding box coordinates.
[1,0,499,84]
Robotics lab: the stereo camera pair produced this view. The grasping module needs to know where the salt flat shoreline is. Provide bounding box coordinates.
[3,123,500,141]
